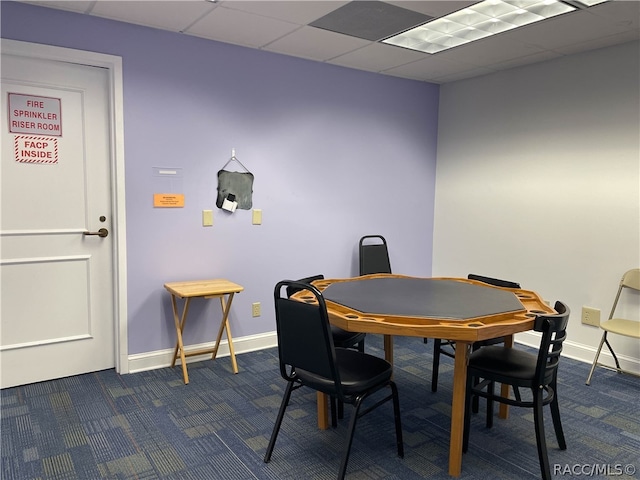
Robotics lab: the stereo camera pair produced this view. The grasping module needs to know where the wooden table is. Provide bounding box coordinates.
[164,279,243,384]
[291,274,554,477]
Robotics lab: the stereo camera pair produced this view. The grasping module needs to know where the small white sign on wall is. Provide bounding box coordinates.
[8,93,62,136]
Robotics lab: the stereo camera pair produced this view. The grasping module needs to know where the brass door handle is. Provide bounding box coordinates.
[84,228,109,238]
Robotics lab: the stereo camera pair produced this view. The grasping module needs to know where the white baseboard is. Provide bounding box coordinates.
[127,331,278,374]
[515,331,640,374]
[126,330,639,377]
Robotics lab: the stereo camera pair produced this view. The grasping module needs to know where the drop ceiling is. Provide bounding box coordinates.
[14,0,640,83]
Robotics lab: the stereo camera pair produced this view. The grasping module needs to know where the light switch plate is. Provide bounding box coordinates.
[252,209,262,225]
[202,210,213,227]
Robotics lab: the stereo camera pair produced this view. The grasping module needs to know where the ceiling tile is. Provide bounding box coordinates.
[436,33,548,67]
[575,1,639,30]
[19,0,93,14]
[386,0,477,18]
[264,26,371,61]
[328,42,428,72]
[220,1,349,25]
[429,66,499,83]
[185,5,300,48]
[554,29,640,55]
[506,8,633,50]
[91,1,216,32]
[488,50,564,71]
[383,55,485,82]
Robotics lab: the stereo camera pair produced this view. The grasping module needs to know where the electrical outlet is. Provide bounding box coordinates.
[252,302,261,317]
[581,306,600,327]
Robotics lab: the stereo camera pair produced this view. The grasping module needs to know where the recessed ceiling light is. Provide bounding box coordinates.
[382,0,581,54]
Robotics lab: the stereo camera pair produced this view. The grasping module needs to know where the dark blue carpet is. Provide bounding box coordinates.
[2,335,638,479]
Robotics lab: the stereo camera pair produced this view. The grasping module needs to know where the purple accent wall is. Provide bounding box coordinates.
[2,2,439,355]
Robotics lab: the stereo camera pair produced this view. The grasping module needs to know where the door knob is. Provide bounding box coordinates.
[84,228,109,238]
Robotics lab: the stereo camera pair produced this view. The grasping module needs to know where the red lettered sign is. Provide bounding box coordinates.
[14,135,58,164]
[8,93,62,136]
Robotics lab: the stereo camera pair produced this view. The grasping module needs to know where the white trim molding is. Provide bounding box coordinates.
[127,331,278,374]
[516,331,640,375]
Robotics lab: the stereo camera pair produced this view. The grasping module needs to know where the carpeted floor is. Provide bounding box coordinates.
[2,334,638,479]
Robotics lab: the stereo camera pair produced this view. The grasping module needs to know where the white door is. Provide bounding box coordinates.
[1,49,117,388]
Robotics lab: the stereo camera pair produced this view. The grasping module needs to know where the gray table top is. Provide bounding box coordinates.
[322,277,524,321]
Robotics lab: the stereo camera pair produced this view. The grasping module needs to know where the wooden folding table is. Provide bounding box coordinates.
[164,279,243,384]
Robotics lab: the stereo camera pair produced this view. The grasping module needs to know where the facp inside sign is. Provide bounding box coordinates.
[8,93,62,136]
[14,135,58,164]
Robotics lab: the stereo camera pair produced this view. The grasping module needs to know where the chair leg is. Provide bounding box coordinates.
[603,336,622,371]
[471,391,480,413]
[338,399,344,420]
[431,339,442,392]
[471,343,481,413]
[337,397,363,480]
[264,381,294,463]
[549,380,566,450]
[357,339,365,353]
[390,381,404,458]
[586,331,607,385]
[330,396,338,427]
[533,389,551,480]
[485,380,494,429]
[463,371,474,453]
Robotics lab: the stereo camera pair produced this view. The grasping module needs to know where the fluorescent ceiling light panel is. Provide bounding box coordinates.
[572,0,609,5]
[382,0,577,54]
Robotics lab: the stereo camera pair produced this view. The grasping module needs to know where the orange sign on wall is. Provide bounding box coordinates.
[154,194,185,208]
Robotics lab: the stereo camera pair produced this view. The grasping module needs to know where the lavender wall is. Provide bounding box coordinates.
[2,2,439,356]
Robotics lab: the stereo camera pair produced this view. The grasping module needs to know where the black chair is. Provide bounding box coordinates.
[286,275,366,354]
[431,274,521,395]
[265,280,404,480]
[287,274,366,425]
[463,301,570,480]
[359,235,391,275]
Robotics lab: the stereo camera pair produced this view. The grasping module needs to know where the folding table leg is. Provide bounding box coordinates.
[211,293,239,374]
[170,295,191,384]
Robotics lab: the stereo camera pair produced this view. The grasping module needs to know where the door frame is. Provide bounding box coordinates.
[1,39,129,374]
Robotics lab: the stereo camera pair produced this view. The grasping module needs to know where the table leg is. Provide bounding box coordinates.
[449,340,470,477]
[211,293,239,374]
[383,334,394,364]
[499,335,514,419]
[170,295,192,384]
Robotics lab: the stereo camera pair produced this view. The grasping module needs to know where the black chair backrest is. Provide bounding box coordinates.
[274,280,342,392]
[285,274,324,298]
[359,235,391,275]
[468,274,520,289]
[533,301,570,386]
